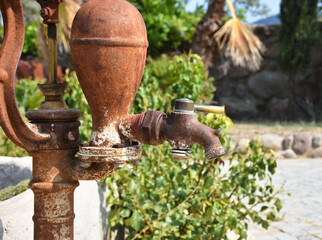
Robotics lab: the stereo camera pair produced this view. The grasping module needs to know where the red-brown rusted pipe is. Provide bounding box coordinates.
[120,110,225,160]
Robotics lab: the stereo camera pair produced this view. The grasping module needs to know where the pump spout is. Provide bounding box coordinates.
[120,99,226,161]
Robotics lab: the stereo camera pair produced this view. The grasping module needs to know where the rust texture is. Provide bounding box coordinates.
[124,110,225,160]
[36,0,63,24]
[70,0,148,165]
[70,0,148,148]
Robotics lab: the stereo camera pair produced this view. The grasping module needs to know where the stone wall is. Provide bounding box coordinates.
[210,24,322,121]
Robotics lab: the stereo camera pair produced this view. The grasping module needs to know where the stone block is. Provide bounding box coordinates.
[310,147,322,158]
[257,134,283,151]
[312,134,322,149]
[0,157,32,190]
[282,136,293,150]
[292,132,311,155]
[275,149,297,159]
[235,83,249,98]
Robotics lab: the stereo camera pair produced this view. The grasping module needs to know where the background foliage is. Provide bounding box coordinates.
[128,0,203,56]
[278,0,320,73]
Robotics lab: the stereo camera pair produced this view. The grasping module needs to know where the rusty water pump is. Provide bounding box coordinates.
[0,0,225,239]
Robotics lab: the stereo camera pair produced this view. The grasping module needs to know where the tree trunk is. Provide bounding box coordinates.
[192,0,226,71]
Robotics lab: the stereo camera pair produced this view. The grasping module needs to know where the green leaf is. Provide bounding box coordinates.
[129,211,143,231]
[262,220,269,229]
[108,209,120,227]
[260,206,269,212]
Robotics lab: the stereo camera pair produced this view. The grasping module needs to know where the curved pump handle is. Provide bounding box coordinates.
[0,0,50,151]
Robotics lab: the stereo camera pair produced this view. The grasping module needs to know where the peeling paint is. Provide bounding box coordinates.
[119,121,134,139]
[90,122,121,146]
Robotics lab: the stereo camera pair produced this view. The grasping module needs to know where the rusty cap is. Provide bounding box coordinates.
[174,98,195,113]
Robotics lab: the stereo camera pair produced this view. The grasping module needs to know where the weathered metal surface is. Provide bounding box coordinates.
[126,109,226,161]
[174,98,225,114]
[69,160,115,180]
[70,0,148,149]
[36,0,62,24]
[78,145,141,163]
[70,0,148,168]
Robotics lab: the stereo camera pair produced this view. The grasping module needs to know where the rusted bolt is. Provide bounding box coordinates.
[79,162,92,168]
[67,131,76,141]
[40,7,52,19]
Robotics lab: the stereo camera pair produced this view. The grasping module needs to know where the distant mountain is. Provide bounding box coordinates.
[252,14,280,25]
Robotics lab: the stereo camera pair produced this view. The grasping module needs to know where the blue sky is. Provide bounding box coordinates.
[186,0,281,23]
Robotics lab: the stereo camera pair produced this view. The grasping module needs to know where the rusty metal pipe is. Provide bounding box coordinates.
[120,110,225,161]
[70,159,115,180]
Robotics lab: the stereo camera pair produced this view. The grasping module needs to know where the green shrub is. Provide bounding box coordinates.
[129,0,203,56]
[0,179,30,201]
[23,21,39,55]
[104,54,281,239]
[133,52,215,114]
[106,142,280,240]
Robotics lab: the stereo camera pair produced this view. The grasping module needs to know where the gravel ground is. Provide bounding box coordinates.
[246,159,322,240]
[229,123,322,147]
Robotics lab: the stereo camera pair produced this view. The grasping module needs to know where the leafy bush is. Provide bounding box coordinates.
[105,142,280,239]
[0,179,30,201]
[129,0,203,56]
[23,21,39,55]
[104,54,282,239]
[134,52,215,114]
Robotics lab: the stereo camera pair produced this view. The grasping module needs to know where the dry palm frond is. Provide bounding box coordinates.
[214,0,265,71]
[58,0,81,52]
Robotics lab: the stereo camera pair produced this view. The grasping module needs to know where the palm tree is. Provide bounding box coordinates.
[192,0,226,71]
[192,0,264,72]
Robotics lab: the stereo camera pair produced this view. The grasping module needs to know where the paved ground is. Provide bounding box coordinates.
[246,159,322,240]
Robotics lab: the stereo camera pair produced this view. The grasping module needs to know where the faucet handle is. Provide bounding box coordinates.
[194,104,225,114]
[174,98,225,114]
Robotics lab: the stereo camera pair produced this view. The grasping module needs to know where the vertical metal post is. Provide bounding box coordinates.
[47,23,57,83]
